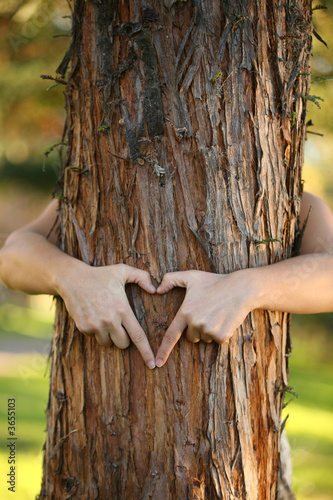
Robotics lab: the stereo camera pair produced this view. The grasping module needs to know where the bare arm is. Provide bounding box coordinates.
[0,200,156,368]
[255,191,333,313]
[155,192,333,367]
[0,200,70,295]
[298,191,333,255]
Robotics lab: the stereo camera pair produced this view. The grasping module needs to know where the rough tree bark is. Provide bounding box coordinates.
[39,1,312,498]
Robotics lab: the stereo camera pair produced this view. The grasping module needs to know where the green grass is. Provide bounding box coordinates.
[285,314,333,499]
[0,451,44,500]
[0,370,49,499]
[0,295,52,499]
[0,302,54,339]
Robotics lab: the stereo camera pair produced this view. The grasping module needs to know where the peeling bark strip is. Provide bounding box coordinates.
[40,1,312,498]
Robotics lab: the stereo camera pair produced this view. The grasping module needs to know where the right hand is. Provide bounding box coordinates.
[58,263,156,369]
[155,269,258,367]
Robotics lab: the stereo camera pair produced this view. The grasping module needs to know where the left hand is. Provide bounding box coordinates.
[155,269,259,367]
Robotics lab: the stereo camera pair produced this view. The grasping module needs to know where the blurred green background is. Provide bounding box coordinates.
[0,1,332,499]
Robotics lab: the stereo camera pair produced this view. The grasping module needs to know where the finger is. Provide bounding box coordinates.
[212,330,234,344]
[185,325,201,343]
[155,315,188,367]
[200,333,213,343]
[94,331,113,347]
[122,312,156,369]
[109,325,131,349]
[122,265,156,294]
[156,272,189,294]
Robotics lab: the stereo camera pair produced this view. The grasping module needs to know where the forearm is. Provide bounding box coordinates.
[0,229,157,366]
[0,230,84,296]
[248,253,333,314]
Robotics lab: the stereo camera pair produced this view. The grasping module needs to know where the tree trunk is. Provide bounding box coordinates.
[39,1,312,498]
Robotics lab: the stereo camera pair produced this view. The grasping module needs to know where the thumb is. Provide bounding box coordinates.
[156,271,189,294]
[124,266,156,294]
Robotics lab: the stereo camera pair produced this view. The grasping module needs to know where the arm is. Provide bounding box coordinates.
[0,200,156,369]
[0,200,68,295]
[253,191,333,313]
[155,192,333,367]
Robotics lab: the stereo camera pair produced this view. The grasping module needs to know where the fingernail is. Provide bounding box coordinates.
[149,284,156,293]
[148,360,156,369]
[156,359,164,368]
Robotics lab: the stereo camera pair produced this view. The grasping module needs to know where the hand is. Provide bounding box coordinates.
[155,269,259,367]
[57,263,156,369]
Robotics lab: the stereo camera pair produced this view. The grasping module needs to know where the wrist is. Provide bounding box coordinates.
[234,267,267,311]
[52,255,90,297]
